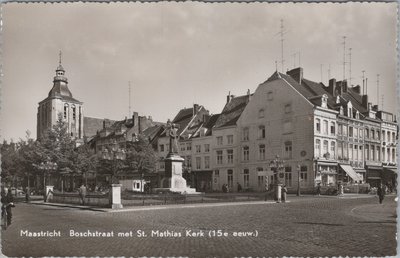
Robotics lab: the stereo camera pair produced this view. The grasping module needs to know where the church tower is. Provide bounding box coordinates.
[37,52,84,141]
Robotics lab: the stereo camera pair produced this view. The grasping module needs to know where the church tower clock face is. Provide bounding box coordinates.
[37,51,84,142]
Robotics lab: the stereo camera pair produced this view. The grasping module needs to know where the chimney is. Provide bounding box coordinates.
[342,81,348,93]
[362,95,368,109]
[352,85,361,94]
[193,104,199,115]
[328,79,336,96]
[132,112,139,126]
[286,67,303,84]
[138,116,143,134]
[372,105,378,111]
[368,102,372,111]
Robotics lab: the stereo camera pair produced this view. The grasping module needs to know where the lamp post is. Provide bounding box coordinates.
[101,147,126,185]
[269,155,285,203]
[297,164,301,196]
[38,160,57,201]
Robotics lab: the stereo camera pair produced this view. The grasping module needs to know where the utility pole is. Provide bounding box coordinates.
[342,36,346,81]
[348,47,352,86]
[362,70,366,95]
[376,74,380,109]
[128,81,132,117]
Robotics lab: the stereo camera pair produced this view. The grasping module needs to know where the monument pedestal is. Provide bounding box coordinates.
[111,184,123,209]
[163,152,197,194]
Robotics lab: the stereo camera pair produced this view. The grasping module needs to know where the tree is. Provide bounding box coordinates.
[125,135,157,178]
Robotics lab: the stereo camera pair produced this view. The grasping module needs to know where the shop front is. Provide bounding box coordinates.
[366,165,383,187]
[315,161,338,186]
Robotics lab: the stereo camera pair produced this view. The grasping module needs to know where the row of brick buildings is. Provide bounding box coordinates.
[38,59,397,192]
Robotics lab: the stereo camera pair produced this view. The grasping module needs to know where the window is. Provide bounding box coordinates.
[354,128,358,138]
[284,141,292,159]
[284,104,292,113]
[365,128,370,139]
[204,144,210,153]
[196,145,201,153]
[315,139,321,157]
[258,175,264,188]
[338,124,343,135]
[227,150,234,164]
[227,170,233,189]
[392,132,396,143]
[196,157,201,170]
[267,91,273,100]
[392,148,395,163]
[300,166,308,183]
[359,128,363,138]
[387,131,391,142]
[285,166,292,187]
[258,125,266,139]
[180,144,185,151]
[349,144,353,160]
[323,120,328,134]
[72,105,76,120]
[217,136,223,145]
[338,142,343,159]
[354,145,358,161]
[316,119,321,133]
[227,135,233,145]
[258,109,265,118]
[243,146,249,161]
[330,141,336,158]
[382,130,386,141]
[371,145,375,161]
[323,140,328,156]
[243,128,249,141]
[376,147,380,161]
[204,156,210,169]
[343,126,348,136]
[243,169,250,188]
[214,170,219,177]
[371,129,375,139]
[217,151,223,164]
[349,127,353,137]
[186,143,191,151]
[330,122,336,135]
[365,145,369,160]
[259,144,266,160]
[159,144,165,152]
[283,121,292,134]
[63,105,68,119]
[377,131,380,140]
[382,147,386,162]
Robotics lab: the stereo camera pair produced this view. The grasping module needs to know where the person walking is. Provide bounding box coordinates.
[377,183,386,204]
[5,189,14,226]
[281,185,288,203]
[79,184,87,205]
[237,183,242,192]
[316,183,321,196]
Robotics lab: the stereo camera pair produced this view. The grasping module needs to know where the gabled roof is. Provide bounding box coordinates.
[214,95,251,128]
[190,114,221,138]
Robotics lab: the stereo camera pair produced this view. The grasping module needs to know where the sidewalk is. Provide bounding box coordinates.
[26,193,376,213]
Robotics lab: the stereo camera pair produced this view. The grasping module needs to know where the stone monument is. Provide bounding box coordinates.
[163,120,197,194]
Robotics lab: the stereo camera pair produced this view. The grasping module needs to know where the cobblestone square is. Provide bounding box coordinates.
[1,195,397,257]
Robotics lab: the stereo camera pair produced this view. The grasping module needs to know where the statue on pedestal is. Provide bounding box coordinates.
[166,119,179,154]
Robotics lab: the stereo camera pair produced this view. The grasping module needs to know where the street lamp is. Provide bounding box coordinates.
[38,160,57,201]
[269,155,285,203]
[297,164,301,196]
[101,148,126,184]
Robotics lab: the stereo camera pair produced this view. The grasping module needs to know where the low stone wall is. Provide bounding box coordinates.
[48,191,110,207]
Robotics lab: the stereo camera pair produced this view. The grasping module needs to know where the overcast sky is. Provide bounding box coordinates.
[1,2,397,142]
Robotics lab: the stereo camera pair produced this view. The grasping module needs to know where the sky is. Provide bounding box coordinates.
[1,2,398,142]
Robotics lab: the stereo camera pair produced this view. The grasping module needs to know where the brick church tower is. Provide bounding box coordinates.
[37,52,84,141]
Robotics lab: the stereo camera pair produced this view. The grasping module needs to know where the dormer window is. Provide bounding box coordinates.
[321,94,328,108]
[258,109,265,118]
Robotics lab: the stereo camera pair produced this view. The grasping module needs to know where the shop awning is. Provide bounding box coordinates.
[340,164,363,182]
[384,168,397,175]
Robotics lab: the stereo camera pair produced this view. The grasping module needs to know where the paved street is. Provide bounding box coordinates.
[1,195,397,257]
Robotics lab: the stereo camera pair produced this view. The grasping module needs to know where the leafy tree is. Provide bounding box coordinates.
[125,135,157,178]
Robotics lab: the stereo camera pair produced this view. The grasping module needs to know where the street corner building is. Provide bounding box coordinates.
[36,56,398,194]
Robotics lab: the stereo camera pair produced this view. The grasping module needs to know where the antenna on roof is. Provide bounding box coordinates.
[327,64,331,81]
[348,47,353,86]
[376,74,380,108]
[59,50,62,65]
[366,77,368,95]
[292,53,296,68]
[275,60,278,72]
[275,19,288,73]
[298,52,301,67]
[342,36,346,81]
[320,64,324,82]
[128,81,132,117]
[381,94,384,110]
[361,70,366,95]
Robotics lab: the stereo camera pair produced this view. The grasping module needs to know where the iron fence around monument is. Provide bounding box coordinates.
[120,191,275,207]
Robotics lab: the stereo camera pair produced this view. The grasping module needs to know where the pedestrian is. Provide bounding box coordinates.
[281,185,288,203]
[5,189,14,225]
[1,188,6,218]
[377,183,386,204]
[79,184,87,205]
[237,183,242,192]
[222,184,227,193]
[316,183,321,196]
[25,187,30,203]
